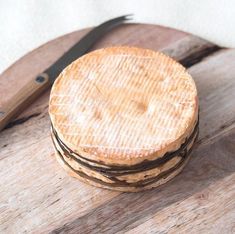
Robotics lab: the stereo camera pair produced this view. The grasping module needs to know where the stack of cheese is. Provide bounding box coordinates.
[49,47,199,192]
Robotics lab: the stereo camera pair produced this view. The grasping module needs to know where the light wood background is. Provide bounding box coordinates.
[0,24,234,234]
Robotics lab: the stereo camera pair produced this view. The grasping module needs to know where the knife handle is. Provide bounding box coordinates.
[0,73,50,131]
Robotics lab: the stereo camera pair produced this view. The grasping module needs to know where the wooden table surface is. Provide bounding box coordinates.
[0,24,235,234]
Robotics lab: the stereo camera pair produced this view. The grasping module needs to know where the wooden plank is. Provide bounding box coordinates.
[0,133,119,234]
[188,49,235,142]
[50,126,235,234]
[125,174,235,234]
[163,36,220,65]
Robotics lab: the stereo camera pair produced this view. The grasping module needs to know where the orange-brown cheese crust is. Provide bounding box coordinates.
[49,46,199,191]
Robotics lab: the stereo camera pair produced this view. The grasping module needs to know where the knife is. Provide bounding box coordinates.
[0,15,132,131]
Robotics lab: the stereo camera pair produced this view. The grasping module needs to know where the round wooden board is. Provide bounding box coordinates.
[0,23,190,120]
[1,22,235,234]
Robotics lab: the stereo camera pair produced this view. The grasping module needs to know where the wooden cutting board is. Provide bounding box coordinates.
[0,24,235,234]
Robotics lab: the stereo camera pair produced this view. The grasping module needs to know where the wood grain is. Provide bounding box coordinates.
[0,24,234,233]
[189,49,235,142]
[126,174,235,234]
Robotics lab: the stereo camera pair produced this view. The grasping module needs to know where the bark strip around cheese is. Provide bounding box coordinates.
[49,46,199,191]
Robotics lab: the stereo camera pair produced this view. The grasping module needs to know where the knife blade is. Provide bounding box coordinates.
[0,15,132,132]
